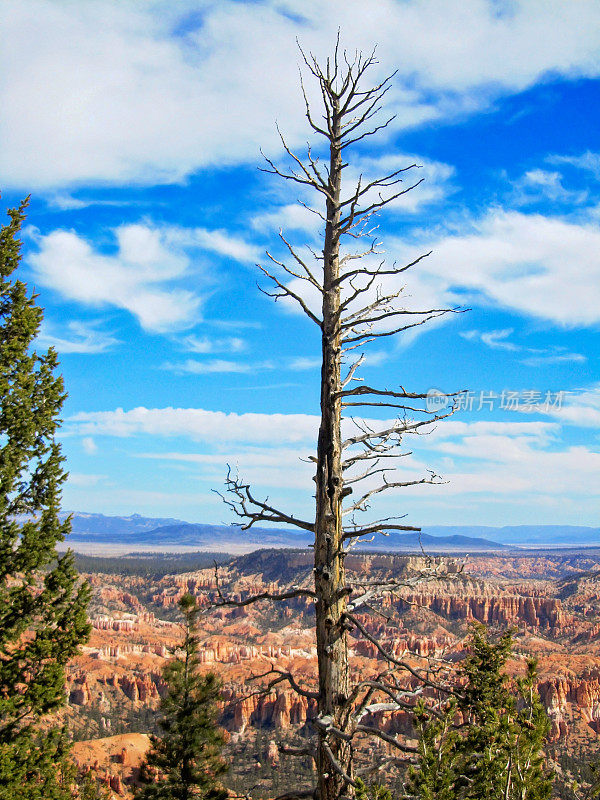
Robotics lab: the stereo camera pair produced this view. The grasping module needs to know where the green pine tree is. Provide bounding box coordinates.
[355,779,394,800]
[407,625,552,800]
[407,698,458,800]
[77,770,111,800]
[135,594,228,800]
[0,198,91,798]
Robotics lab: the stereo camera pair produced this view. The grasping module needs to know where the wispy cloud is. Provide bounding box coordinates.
[67,406,319,444]
[44,193,133,211]
[169,227,261,264]
[509,168,588,206]
[81,437,98,455]
[460,328,585,365]
[138,448,315,490]
[461,328,519,351]
[180,335,246,354]
[67,473,107,487]
[289,356,321,370]
[207,319,262,331]
[37,320,120,354]
[162,359,274,375]
[548,151,600,180]
[520,351,586,367]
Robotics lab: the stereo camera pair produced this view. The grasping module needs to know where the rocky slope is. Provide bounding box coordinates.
[68,550,600,797]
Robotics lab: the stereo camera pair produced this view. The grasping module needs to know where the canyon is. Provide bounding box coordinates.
[67,549,600,797]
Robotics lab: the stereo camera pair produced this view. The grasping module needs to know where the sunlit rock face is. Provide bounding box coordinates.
[68,550,600,797]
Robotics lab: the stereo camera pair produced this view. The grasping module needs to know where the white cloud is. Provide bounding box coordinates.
[66,406,319,444]
[36,320,120,354]
[520,351,586,367]
[82,437,98,455]
[4,1,600,189]
[420,429,600,500]
[548,151,600,180]
[531,385,600,428]
[29,224,202,332]
[180,335,246,354]
[28,221,260,334]
[461,328,518,351]
[170,227,261,264]
[68,473,106,487]
[510,169,588,206]
[395,210,600,327]
[289,356,321,371]
[162,358,274,374]
[252,204,322,236]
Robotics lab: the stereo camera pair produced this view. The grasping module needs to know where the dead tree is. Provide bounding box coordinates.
[216,38,461,800]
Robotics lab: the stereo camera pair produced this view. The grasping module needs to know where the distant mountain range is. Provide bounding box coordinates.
[67,514,310,549]
[60,512,600,553]
[422,525,600,546]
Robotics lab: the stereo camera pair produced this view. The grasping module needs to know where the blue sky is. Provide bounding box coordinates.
[2,0,600,527]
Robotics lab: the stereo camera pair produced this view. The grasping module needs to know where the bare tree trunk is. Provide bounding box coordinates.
[215,37,463,800]
[314,99,352,800]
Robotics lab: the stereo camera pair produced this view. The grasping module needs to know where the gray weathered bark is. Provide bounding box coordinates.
[313,91,349,800]
[217,38,462,800]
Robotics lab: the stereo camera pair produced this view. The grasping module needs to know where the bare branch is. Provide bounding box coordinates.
[277,231,324,292]
[342,462,393,486]
[249,666,319,700]
[322,741,358,789]
[210,563,316,610]
[342,449,411,471]
[338,250,432,285]
[214,467,315,532]
[341,385,432,401]
[340,355,365,389]
[341,412,451,450]
[343,472,443,517]
[279,743,318,760]
[342,523,420,542]
[257,262,322,327]
[261,123,332,196]
[355,724,418,753]
[344,309,462,344]
[344,612,451,693]
[340,114,397,150]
